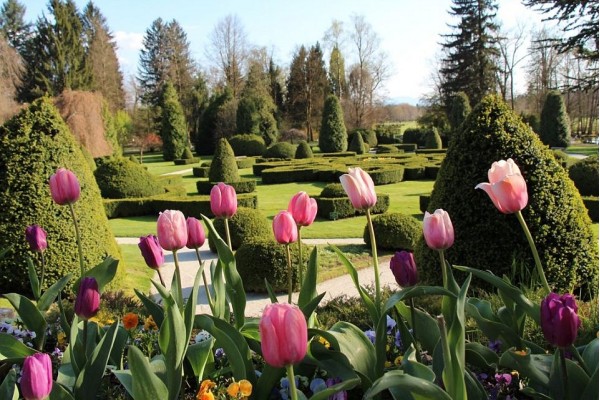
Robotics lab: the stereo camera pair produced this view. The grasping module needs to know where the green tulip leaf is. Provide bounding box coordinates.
[298,246,319,309]
[465,342,499,370]
[128,345,169,399]
[465,298,525,349]
[209,259,227,321]
[300,293,326,321]
[581,338,598,375]
[157,292,187,400]
[109,325,129,370]
[499,348,551,388]
[74,256,119,294]
[3,293,47,350]
[134,289,164,328]
[395,301,440,355]
[56,345,76,390]
[240,320,261,342]
[26,256,40,300]
[0,333,36,361]
[383,286,455,317]
[328,321,376,386]
[581,367,598,400]
[264,278,279,303]
[401,345,436,382]
[549,349,590,400]
[184,265,204,341]
[255,364,285,400]
[112,370,133,398]
[49,382,75,400]
[464,366,489,399]
[364,370,452,400]
[186,339,214,379]
[37,274,73,312]
[0,368,18,400]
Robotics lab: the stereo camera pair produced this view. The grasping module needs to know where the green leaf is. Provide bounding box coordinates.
[68,317,85,379]
[581,338,598,375]
[3,293,47,350]
[184,265,204,342]
[73,321,120,399]
[382,286,455,316]
[549,349,590,400]
[170,267,183,311]
[401,345,436,382]
[134,289,164,328]
[186,339,214,379]
[395,302,440,355]
[0,333,36,361]
[109,325,129,369]
[157,290,187,400]
[0,369,18,400]
[57,291,71,335]
[364,370,452,400]
[26,256,40,300]
[298,247,319,309]
[465,298,525,349]
[328,321,376,386]
[37,274,73,312]
[56,346,76,390]
[49,382,75,400]
[209,259,227,321]
[255,365,285,400]
[264,278,279,304]
[465,342,499,370]
[240,320,261,342]
[581,367,598,400]
[74,256,119,293]
[306,339,361,384]
[300,293,326,321]
[499,348,550,388]
[112,370,133,398]
[128,346,169,399]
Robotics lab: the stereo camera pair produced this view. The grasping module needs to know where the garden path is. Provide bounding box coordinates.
[116,237,397,316]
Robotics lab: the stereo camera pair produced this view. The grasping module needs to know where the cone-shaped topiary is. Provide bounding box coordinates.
[181,147,194,160]
[208,138,239,183]
[414,95,597,296]
[424,128,442,149]
[94,157,164,199]
[319,94,347,153]
[349,131,367,154]
[295,141,313,159]
[160,82,188,161]
[540,90,571,148]
[0,98,122,295]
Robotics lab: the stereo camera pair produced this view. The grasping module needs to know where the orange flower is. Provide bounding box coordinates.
[123,313,139,330]
[238,380,252,397]
[197,379,216,400]
[227,382,240,398]
[227,380,252,399]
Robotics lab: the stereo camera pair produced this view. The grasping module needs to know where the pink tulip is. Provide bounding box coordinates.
[138,235,164,269]
[272,211,298,244]
[25,225,47,252]
[475,159,528,214]
[288,191,318,226]
[49,168,80,205]
[210,183,237,218]
[186,217,206,249]
[390,251,419,287]
[423,209,454,250]
[339,167,377,210]
[75,277,100,320]
[157,210,188,251]
[259,303,307,368]
[20,353,53,400]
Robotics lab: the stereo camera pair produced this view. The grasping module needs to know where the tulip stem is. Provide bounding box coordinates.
[195,248,214,310]
[438,250,448,288]
[285,365,299,400]
[69,203,85,276]
[224,218,232,250]
[366,209,381,309]
[286,244,293,304]
[157,269,166,288]
[39,252,46,295]
[515,211,551,294]
[83,319,89,358]
[560,348,570,400]
[297,227,303,286]
[172,250,183,310]
[409,298,421,363]
[569,344,591,376]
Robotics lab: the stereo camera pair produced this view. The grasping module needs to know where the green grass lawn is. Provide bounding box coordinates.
[119,244,155,296]
[565,143,598,157]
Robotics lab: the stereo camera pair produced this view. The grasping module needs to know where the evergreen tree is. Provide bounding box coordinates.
[319,94,347,152]
[194,88,234,155]
[440,0,499,106]
[0,0,30,53]
[446,91,471,144]
[189,74,209,150]
[159,82,188,161]
[268,58,284,125]
[82,2,124,111]
[539,90,571,148]
[329,45,347,98]
[208,137,239,183]
[286,45,308,130]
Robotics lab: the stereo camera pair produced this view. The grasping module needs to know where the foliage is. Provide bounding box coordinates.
[320,183,348,198]
[207,207,271,251]
[228,134,266,157]
[363,212,422,251]
[349,131,367,154]
[521,113,540,134]
[263,142,296,159]
[374,124,400,144]
[208,138,240,183]
[94,157,164,199]
[424,127,443,149]
[403,127,430,148]
[539,90,571,148]
[294,141,313,159]
[569,154,599,196]
[159,82,189,161]
[329,45,347,98]
[180,147,194,160]
[319,94,348,153]
[414,95,598,295]
[195,88,234,155]
[446,91,470,144]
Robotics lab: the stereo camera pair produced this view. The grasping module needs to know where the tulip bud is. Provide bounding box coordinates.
[390,251,419,287]
[49,168,80,205]
[75,277,100,320]
[259,303,307,368]
[339,167,377,210]
[540,292,581,348]
[210,182,237,219]
[186,217,206,249]
[272,211,298,244]
[475,159,528,214]
[157,210,188,251]
[288,192,318,227]
[25,225,47,252]
[20,353,53,400]
[423,209,454,250]
[138,235,164,269]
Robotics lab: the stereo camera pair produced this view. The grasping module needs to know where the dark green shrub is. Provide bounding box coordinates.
[196,179,256,195]
[403,166,426,180]
[228,134,267,156]
[363,212,422,251]
[263,142,296,159]
[414,95,597,295]
[128,155,139,164]
[235,238,309,292]
[375,123,401,144]
[208,207,271,251]
[396,143,417,152]
[355,128,378,147]
[376,144,398,154]
[319,94,347,153]
[236,157,255,169]
[363,165,405,185]
[521,113,540,133]
[582,197,599,222]
[209,138,239,183]
[419,194,430,213]
[160,82,188,161]
[569,155,599,196]
[192,166,210,178]
[295,141,314,159]
[0,98,122,295]
[540,90,571,148]
[320,183,347,198]
[316,194,390,220]
[348,131,367,154]
[95,157,164,199]
[446,92,471,144]
[181,147,194,159]
[424,127,443,149]
[402,127,427,147]
[261,167,318,184]
[552,150,570,169]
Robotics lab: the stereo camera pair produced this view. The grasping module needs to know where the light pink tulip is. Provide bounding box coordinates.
[288,192,318,226]
[186,217,206,249]
[157,210,188,251]
[272,211,298,244]
[475,159,528,214]
[210,183,237,218]
[339,167,377,210]
[423,209,454,250]
[259,303,307,368]
[49,168,80,205]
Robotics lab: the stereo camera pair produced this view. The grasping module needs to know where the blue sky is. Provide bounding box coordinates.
[24,0,545,104]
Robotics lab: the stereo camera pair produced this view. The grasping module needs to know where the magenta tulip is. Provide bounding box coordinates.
[186,217,206,249]
[75,277,100,320]
[210,182,237,218]
[49,168,80,205]
[25,225,47,252]
[138,235,164,269]
[273,211,298,244]
[259,303,307,368]
[157,210,188,251]
[20,353,53,400]
[423,209,454,250]
[288,192,318,227]
[475,159,528,214]
[339,167,377,210]
[390,251,419,287]
[540,292,581,348]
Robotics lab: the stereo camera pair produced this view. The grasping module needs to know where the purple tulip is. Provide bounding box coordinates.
[390,251,419,287]
[49,168,80,205]
[540,292,581,348]
[75,277,100,320]
[157,210,188,251]
[186,217,206,249]
[25,225,47,252]
[20,353,53,400]
[138,235,164,269]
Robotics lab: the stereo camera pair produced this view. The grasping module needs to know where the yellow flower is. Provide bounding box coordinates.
[239,380,252,397]
[384,361,392,368]
[123,312,139,330]
[317,336,331,349]
[227,379,252,399]
[197,379,216,400]
[227,382,240,398]
[144,315,158,331]
[57,331,67,345]
[394,355,403,365]
[513,349,527,356]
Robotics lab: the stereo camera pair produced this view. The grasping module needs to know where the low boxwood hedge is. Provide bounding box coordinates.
[207,207,271,251]
[396,143,417,152]
[196,178,256,194]
[262,166,319,184]
[316,194,390,220]
[192,166,210,178]
[403,166,426,180]
[236,157,256,169]
[173,158,199,165]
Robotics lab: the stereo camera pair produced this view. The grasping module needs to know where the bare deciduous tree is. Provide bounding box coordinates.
[496,21,529,109]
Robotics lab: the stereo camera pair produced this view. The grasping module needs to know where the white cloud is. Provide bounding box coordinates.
[114,31,144,51]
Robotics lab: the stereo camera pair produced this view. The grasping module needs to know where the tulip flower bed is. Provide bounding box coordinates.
[0,158,598,400]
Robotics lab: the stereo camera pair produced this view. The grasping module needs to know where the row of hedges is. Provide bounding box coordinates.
[196,178,256,195]
[316,194,390,220]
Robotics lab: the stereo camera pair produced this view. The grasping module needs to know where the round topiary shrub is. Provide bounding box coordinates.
[414,95,597,296]
[94,157,164,199]
[208,207,271,251]
[263,142,296,159]
[229,134,267,157]
[235,237,309,292]
[320,183,347,198]
[0,98,122,295]
[355,128,377,147]
[349,131,367,154]
[209,138,239,182]
[364,213,422,251]
[295,141,313,159]
[569,155,599,196]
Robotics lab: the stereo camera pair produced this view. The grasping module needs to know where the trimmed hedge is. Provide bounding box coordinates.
[174,158,199,165]
[363,212,422,251]
[263,142,296,159]
[236,157,256,169]
[376,144,399,154]
[209,138,239,183]
[94,157,164,199]
[419,194,430,213]
[192,166,210,178]
[262,167,319,184]
[396,144,417,152]
[228,134,266,156]
[403,166,426,180]
[319,183,347,198]
[582,196,599,222]
[207,207,271,251]
[196,179,256,195]
[316,194,390,220]
[295,141,314,159]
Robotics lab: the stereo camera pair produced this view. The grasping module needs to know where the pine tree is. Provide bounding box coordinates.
[159,82,188,161]
[268,58,284,125]
[286,45,308,130]
[0,0,30,53]
[540,90,571,148]
[440,0,499,106]
[329,45,347,98]
[319,94,347,152]
[194,88,234,155]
